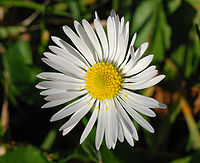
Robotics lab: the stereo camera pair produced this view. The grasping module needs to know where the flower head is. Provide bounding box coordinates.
[36,10,166,150]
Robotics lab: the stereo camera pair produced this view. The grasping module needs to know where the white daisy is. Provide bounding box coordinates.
[36,10,167,150]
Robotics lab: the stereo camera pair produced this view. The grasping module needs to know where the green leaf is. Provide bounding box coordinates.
[131,0,171,62]
[2,41,39,97]
[67,0,81,21]
[0,145,50,163]
[0,26,26,39]
[171,151,200,163]
[167,0,182,14]
[41,130,57,151]
[131,0,156,46]
[0,0,45,12]
[150,6,171,62]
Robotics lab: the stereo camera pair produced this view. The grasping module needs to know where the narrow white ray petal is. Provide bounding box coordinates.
[124,70,158,83]
[132,42,148,63]
[82,19,103,61]
[107,100,116,149]
[50,94,90,122]
[43,52,83,74]
[45,90,87,101]
[95,11,100,20]
[124,75,165,90]
[95,101,105,150]
[37,72,84,83]
[120,92,156,117]
[40,89,65,96]
[122,90,167,109]
[94,19,109,59]
[125,55,154,76]
[62,122,78,135]
[122,122,134,146]
[59,98,95,131]
[117,120,124,142]
[74,21,97,62]
[116,34,126,66]
[115,99,138,140]
[107,16,115,60]
[121,47,136,73]
[119,98,154,133]
[124,66,156,82]
[120,17,124,33]
[119,32,136,69]
[105,102,112,149]
[36,81,85,91]
[109,17,117,61]
[110,9,116,17]
[42,56,85,79]
[125,21,129,44]
[110,104,118,147]
[119,47,132,70]
[110,14,120,62]
[62,25,96,65]
[49,45,87,68]
[42,99,69,109]
[41,58,70,77]
[80,102,99,144]
[51,36,90,67]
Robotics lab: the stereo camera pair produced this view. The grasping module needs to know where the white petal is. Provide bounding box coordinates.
[124,21,129,50]
[42,99,69,108]
[124,55,154,76]
[124,75,165,90]
[122,122,134,146]
[107,16,116,60]
[44,90,87,101]
[49,45,87,68]
[133,42,149,61]
[95,101,105,150]
[115,99,138,140]
[82,19,103,61]
[41,57,85,79]
[110,103,118,147]
[119,33,137,69]
[117,120,124,142]
[37,72,84,83]
[105,102,112,149]
[119,98,154,133]
[74,21,97,62]
[50,94,90,122]
[122,90,167,109]
[80,103,99,144]
[59,98,95,131]
[124,66,156,83]
[36,81,85,91]
[62,25,96,65]
[62,122,78,135]
[51,36,90,67]
[40,89,65,96]
[116,34,126,66]
[124,69,158,83]
[94,19,109,59]
[120,92,156,117]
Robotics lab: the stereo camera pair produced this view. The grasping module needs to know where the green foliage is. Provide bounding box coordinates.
[0,145,50,163]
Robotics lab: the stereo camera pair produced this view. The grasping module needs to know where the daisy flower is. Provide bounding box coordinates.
[36,10,167,150]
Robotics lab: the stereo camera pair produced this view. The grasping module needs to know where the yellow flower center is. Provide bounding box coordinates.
[85,62,122,100]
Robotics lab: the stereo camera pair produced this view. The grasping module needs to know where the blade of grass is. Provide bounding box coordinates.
[0,0,45,13]
[180,97,200,150]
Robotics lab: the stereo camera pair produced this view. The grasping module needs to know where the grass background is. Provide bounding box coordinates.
[0,0,200,162]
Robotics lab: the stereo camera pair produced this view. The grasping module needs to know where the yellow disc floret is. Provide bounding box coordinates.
[85,62,122,100]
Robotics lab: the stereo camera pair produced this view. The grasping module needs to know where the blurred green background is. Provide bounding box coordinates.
[0,0,200,162]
